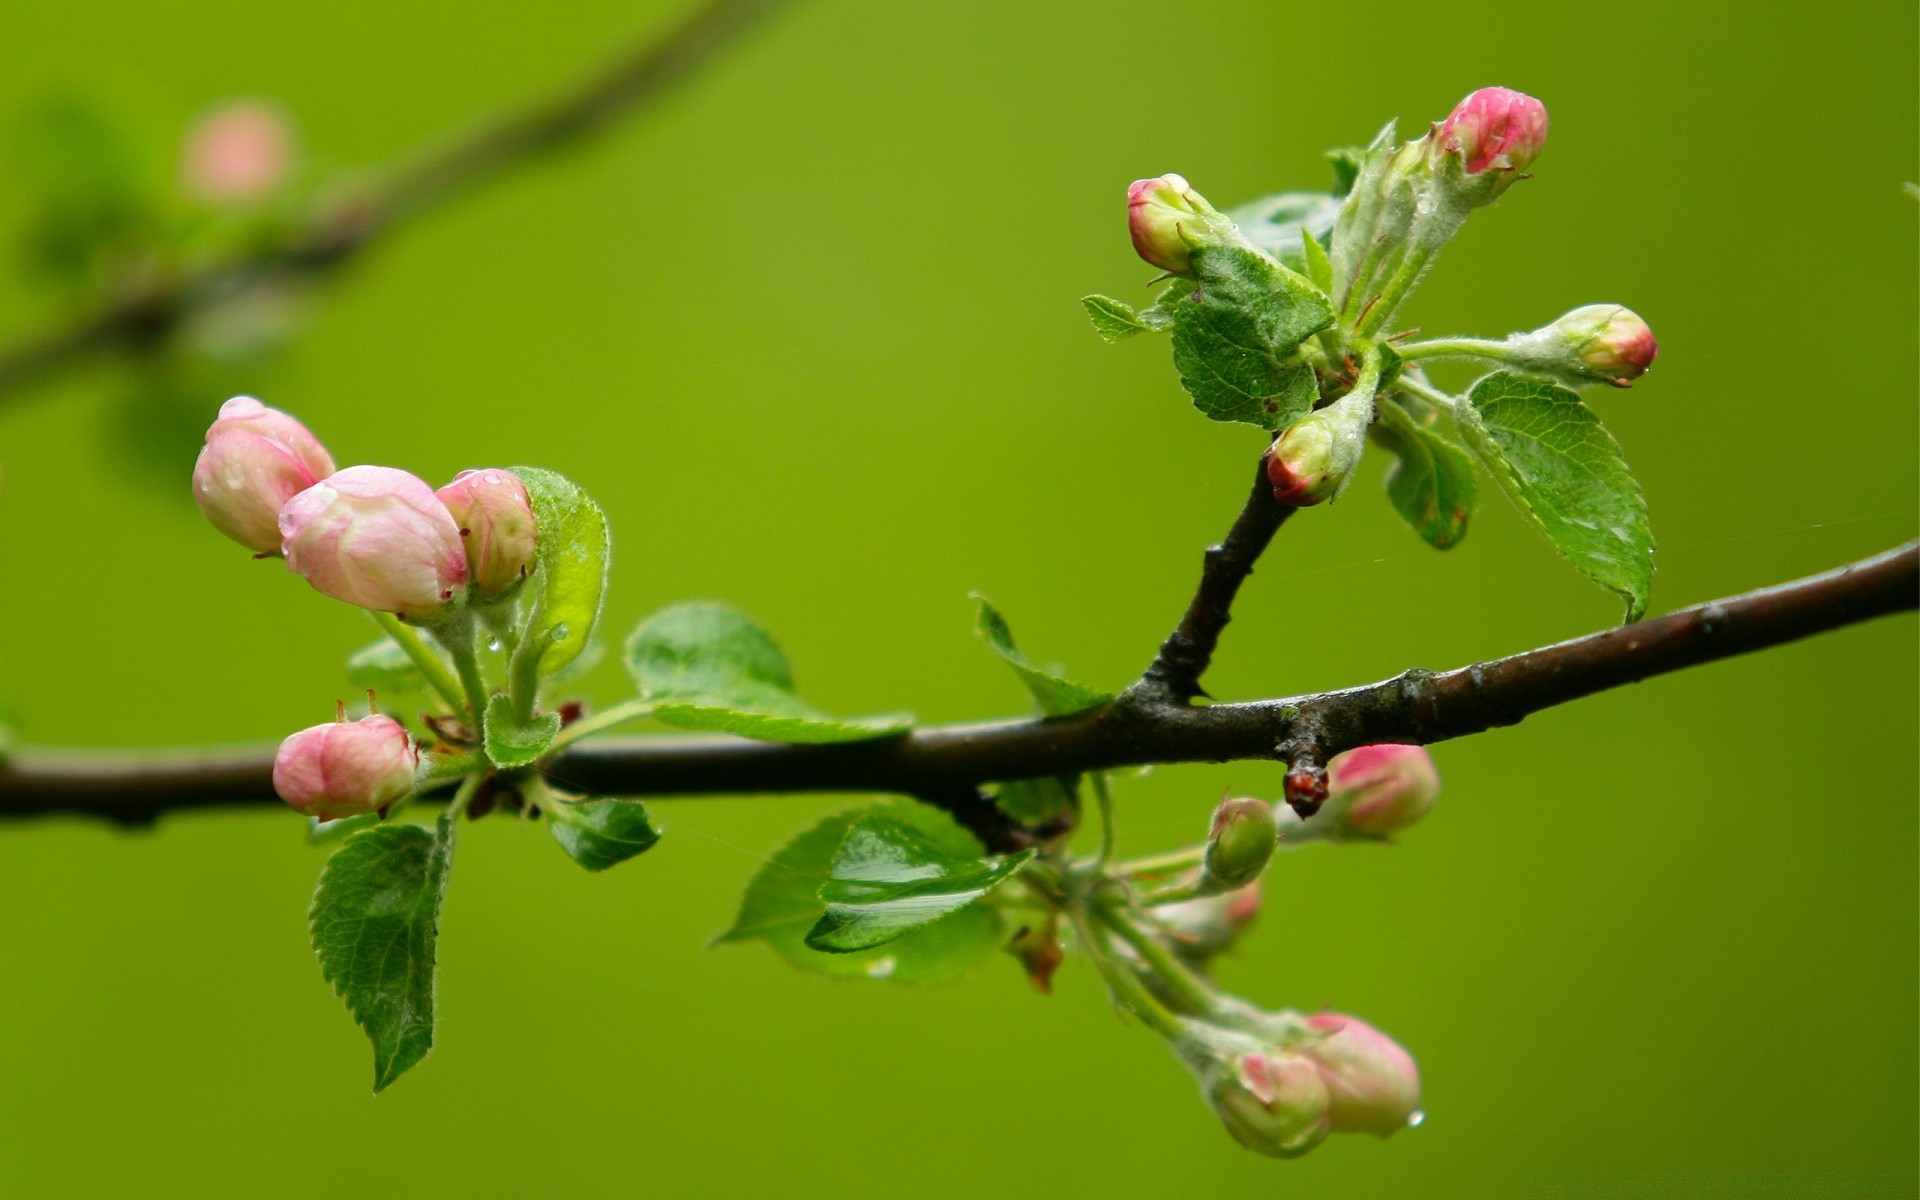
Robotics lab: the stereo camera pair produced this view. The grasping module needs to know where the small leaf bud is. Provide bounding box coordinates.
[1127,173,1225,274]
[273,713,418,821]
[192,396,336,555]
[436,469,537,602]
[1199,796,1278,893]
[1300,1012,1422,1137]
[279,465,470,621]
[1438,87,1548,177]
[181,99,294,207]
[1326,743,1440,838]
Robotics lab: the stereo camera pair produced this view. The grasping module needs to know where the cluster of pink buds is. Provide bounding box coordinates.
[1184,1009,1422,1157]
[193,396,542,817]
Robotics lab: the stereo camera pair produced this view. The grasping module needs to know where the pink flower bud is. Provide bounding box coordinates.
[1557,304,1659,388]
[1128,173,1215,273]
[1326,743,1440,838]
[1438,87,1548,175]
[279,466,469,620]
[435,469,537,602]
[272,713,418,821]
[181,99,294,206]
[1208,1049,1332,1158]
[1301,1012,1422,1137]
[1201,796,1277,892]
[1158,881,1262,963]
[1265,415,1342,507]
[191,396,336,555]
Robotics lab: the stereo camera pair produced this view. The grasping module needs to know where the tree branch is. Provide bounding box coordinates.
[0,0,794,402]
[4,542,1910,831]
[1132,457,1291,703]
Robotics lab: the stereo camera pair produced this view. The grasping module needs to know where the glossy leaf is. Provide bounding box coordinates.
[481,694,560,769]
[309,812,455,1092]
[1457,372,1655,621]
[972,595,1110,717]
[547,796,661,871]
[1167,243,1332,431]
[805,817,1032,952]
[1373,396,1478,549]
[627,602,911,744]
[715,802,1007,983]
[1081,295,1152,341]
[509,467,609,678]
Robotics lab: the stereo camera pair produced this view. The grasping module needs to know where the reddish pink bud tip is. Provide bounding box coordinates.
[1128,173,1209,273]
[1440,87,1549,175]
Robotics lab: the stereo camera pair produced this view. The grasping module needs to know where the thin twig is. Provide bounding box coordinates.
[3,542,1909,827]
[0,0,795,403]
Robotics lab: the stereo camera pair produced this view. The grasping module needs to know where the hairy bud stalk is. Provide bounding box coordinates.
[272,713,418,821]
[280,466,470,621]
[192,396,337,555]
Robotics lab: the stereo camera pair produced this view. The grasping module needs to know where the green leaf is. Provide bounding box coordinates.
[1373,396,1478,550]
[309,812,456,1092]
[971,595,1111,717]
[1300,226,1334,294]
[1223,192,1341,270]
[481,694,560,769]
[805,817,1033,953]
[626,602,912,744]
[1081,295,1152,341]
[547,796,661,871]
[1167,243,1332,431]
[345,638,426,693]
[1457,371,1655,621]
[992,776,1075,824]
[716,802,1008,983]
[509,467,609,678]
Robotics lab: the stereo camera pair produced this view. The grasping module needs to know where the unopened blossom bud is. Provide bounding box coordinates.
[1199,797,1277,893]
[1525,304,1659,389]
[1265,408,1367,507]
[1300,1012,1422,1137]
[181,99,294,206]
[1128,173,1223,273]
[1325,743,1440,838]
[273,713,418,821]
[192,396,336,554]
[436,469,537,601]
[1158,881,1262,964]
[1438,87,1548,176]
[279,465,469,620]
[1205,1047,1333,1158]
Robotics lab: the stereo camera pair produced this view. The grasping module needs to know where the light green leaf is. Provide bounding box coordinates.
[547,796,661,871]
[627,602,911,744]
[1300,226,1334,294]
[1372,396,1478,550]
[971,595,1111,717]
[346,638,426,693]
[1224,192,1341,270]
[1457,371,1655,621]
[309,812,455,1092]
[716,802,1008,983]
[1081,295,1152,341]
[482,694,560,769]
[509,467,609,678]
[993,776,1075,824]
[805,817,1033,953]
[1167,243,1333,431]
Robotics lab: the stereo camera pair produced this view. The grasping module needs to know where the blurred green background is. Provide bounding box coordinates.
[0,0,1914,1195]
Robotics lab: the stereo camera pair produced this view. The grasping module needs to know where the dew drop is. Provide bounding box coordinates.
[550,623,570,643]
[1406,1109,1426,1128]
[486,637,503,653]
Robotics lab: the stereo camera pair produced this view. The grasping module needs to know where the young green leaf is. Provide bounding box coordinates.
[971,595,1111,717]
[1300,226,1335,295]
[715,802,1007,983]
[805,817,1033,953]
[1167,243,1333,431]
[509,467,609,678]
[1081,295,1153,342]
[992,776,1075,824]
[309,812,455,1092]
[1372,396,1478,550]
[627,602,912,744]
[547,796,661,871]
[345,638,426,693]
[1456,371,1655,621]
[1222,192,1341,271]
[481,694,560,769]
